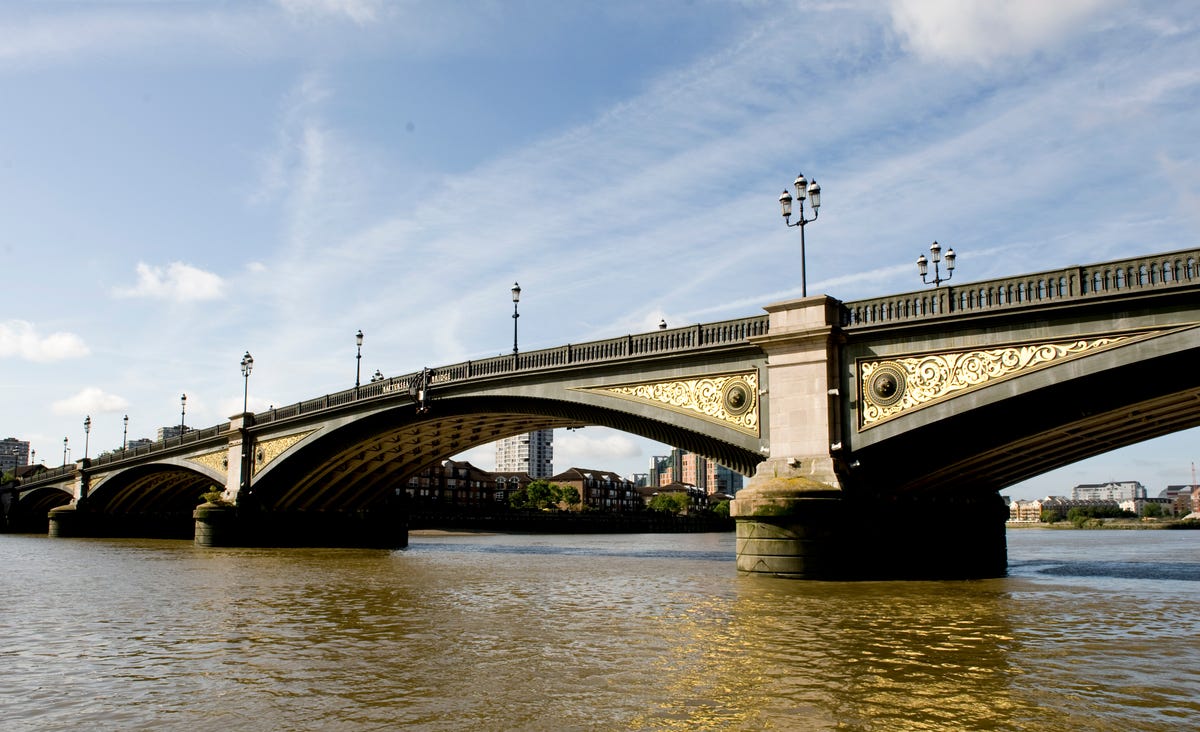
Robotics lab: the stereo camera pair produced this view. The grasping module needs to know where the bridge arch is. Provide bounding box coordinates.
[7,485,72,533]
[248,395,765,513]
[846,322,1200,497]
[77,463,223,537]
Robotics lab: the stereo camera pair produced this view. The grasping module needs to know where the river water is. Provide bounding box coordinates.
[2,529,1198,731]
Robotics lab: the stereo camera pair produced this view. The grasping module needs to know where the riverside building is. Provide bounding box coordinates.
[495,429,553,479]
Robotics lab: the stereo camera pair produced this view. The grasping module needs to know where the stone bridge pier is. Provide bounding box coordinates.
[731,296,1008,580]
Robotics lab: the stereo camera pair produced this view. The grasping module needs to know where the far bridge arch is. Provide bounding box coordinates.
[248,393,766,513]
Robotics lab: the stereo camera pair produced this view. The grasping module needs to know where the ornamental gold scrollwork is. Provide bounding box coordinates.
[187,449,228,476]
[859,334,1139,428]
[253,431,314,474]
[580,371,759,435]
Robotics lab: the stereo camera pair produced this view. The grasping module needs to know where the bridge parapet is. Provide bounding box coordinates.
[842,247,1200,328]
[252,314,770,427]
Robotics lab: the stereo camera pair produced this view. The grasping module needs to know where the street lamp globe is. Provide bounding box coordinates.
[917,240,957,287]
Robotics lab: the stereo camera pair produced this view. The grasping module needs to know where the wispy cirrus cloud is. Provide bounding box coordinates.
[113,262,226,301]
[0,5,268,65]
[274,0,383,25]
[0,320,89,362]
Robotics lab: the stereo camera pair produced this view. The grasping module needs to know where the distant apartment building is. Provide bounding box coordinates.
[495,429,553,478]
[549,467,640,512]
[407,459,507,506]
[636,481,710,513]
[1009,496,1125,521]
[649,448,743,494]
[1072,481,1146,502]
[406,461,643,513]
[155,425,191,441]
[1,438,31,476]
[1161,484,1200,515]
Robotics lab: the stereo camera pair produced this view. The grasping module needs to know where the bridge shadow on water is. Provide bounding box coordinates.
[1009,558,1200,581]
[404,539,732,562]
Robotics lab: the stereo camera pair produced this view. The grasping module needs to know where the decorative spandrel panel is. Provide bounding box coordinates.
[857,331,1163,429]
[187,449,228,475]
[253,431,315,474]
[577,370,759,436]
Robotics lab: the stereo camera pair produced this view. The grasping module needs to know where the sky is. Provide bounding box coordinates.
[1,0,1197,500]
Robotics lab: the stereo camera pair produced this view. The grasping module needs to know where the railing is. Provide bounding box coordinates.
[18,422,235,487]
[841,247,1200,328]
[250,314,769,427]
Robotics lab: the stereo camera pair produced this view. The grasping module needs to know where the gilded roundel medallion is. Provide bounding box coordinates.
[866,363,906,408]
[722,378,753,416]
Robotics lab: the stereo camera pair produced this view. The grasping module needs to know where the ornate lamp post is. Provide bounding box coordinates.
[511,282,521,356]
[83,416,91,460]
[778,172,822,297]
[122,414,129,451]
[241,351,254,414]
[237,353,256,496]
[180,393,187,435]
[917,241,956,287]
[355,329,364,389]
[62,437,68,467]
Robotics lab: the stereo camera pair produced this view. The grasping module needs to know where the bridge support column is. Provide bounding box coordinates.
[733,295,854,577]
[47,504,98,538]
[732,295,1008,579]
[193,504,408,549]
[734,488,1008,580]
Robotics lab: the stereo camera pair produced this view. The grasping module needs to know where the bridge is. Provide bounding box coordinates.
[7,247,1199,579]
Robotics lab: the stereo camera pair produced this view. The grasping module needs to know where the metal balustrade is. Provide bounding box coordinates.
[250,314,769,428]
[841,247,1200,328]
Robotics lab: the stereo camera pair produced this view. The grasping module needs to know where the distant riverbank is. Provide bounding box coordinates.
[410,509,733,534]
[1008,519,1200,530]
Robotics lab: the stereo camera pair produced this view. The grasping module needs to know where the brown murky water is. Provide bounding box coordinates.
[2,529,1198,730]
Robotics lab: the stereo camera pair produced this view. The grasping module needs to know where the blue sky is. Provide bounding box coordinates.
[1,0,1197,499]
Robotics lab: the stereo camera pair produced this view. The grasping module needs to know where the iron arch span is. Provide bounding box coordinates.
[247,396,765,513]
[81,463,224,538]
[845,324,1200,498]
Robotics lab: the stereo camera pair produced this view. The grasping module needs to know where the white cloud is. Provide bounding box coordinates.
[52,387,129,415]
[890,0,1114,64]
[113,262,226,301]
[555,430,644,471]
[0,320,90,362]
[450,429,652,479]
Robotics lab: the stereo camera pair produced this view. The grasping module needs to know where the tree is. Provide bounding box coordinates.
[525,480,557,510]
[711,499,730,518]
[648,492,689,515]
[559,485,582,509]
[1142,502,1165,518]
